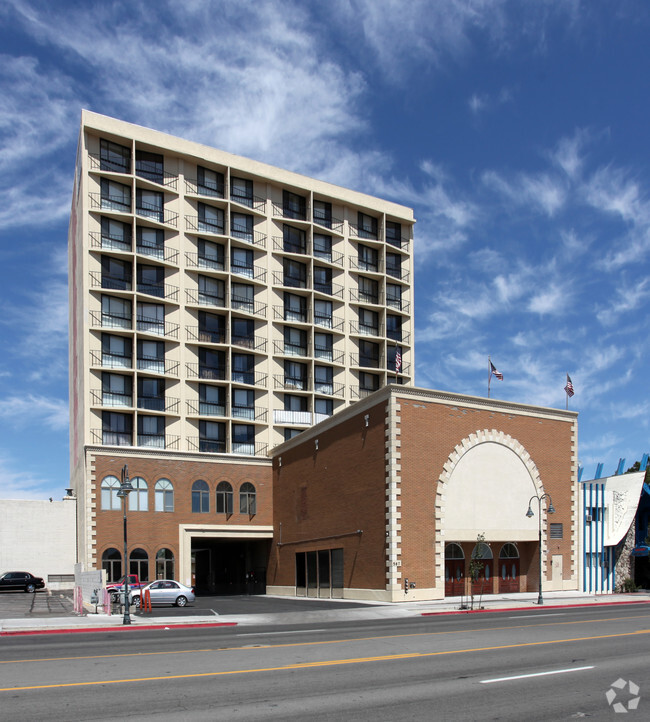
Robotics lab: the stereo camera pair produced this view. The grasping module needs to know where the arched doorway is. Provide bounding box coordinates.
[129,548,149,581]
[444,543,465,596]
[471,542,494,596]
[498,543,520,593]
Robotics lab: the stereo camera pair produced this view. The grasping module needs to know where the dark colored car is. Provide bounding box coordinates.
[0,571,45,593]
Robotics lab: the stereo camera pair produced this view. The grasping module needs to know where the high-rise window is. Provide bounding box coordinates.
[198,311,226,344]
[359,340,380,368]
[198,239,224,270]
[232,388,255,420]
[386,252,401,279]
[386,221,402,246]
[313,299,332,328]
[284,326,307,356]
[284,292,307,322]
[386,314,402,341]
[314,332,333,361]
[199,384,225,416]
[101,295,132,329]
[102,333,132,369]
[137,302,164,335]
[102,372,132,407]
[136,226,163,258]
[231,317,254,347]
[101,256,131,291]
[231,213,253,242]
[136,188,163,222]
[102,411,132,446]
[138,415,165,448]
[358,245,378,272]
[232,353,254,384]
[284,360,307,390]
[135,150,164,184]
[314,365,333,394]
[283,258,307,288]
[283,190,306,220]
[137,264,164,298]
[137,339,164,373]
[198,421,225,453]
[198,275,225,307]
[313,266,332,295]
[283,225,306,254]
[232,424,255,455]
[197,166,224,197]
[231,247,253,277]
[231,283,254,313]
[357,211,378,240]
[197,202,224,234]
[313,233,332,261]
[358,277,379,304]
[100,139,130,173]
[358,308,379,336]
[199,347,226,380]
[102,217,132,251]
[231,177,253,207]
[313,200,332,228]
[100,178,131,212]
[137,377,164,411]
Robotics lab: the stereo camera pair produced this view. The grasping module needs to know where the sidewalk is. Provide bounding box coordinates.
[1,590,648,636]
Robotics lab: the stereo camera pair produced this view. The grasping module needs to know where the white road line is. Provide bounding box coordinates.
[210,609,219,616]
[507,613,567,618]
[480,665,594,684]
[238,629,327,636]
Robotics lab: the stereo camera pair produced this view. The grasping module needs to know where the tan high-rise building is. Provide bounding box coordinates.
[69,111,414,578]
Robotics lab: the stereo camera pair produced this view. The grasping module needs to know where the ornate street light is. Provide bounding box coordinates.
[116,464,134,625]
[526,493,556,605]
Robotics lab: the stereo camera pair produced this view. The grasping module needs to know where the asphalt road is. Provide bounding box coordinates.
[1,604,648,720]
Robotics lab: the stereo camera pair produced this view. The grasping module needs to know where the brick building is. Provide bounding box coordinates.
[267,385,579,601]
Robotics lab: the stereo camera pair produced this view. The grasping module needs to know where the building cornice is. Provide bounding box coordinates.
[85,446,272,467]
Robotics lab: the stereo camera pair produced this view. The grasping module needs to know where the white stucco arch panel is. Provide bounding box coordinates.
[440,435,542,542]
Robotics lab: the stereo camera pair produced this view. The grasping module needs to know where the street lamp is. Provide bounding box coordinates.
[116,464,134,625]
[526,493,556,605]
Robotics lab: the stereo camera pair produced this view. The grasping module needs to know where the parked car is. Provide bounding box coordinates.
[130,580,195,608]
[0,571,45,593]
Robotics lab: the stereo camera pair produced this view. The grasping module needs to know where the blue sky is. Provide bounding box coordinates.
[1,0,649,499]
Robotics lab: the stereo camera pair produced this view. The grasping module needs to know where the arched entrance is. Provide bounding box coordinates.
[499,543,520,593]
[471,542,494,596]
[444,543,465,596]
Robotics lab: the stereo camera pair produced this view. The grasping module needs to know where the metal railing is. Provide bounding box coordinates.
[273,305,309,324]
[185,178,225,198]
[313,248,344,267]
[185,251,226,272]
[186,400,228,417]
[185,215,225,235]
[137,396,179,414]
[273,374,310,391]
[349,288,383,306]
[271,202,307,221]
[272,236,309,255]
[90,310,132,330]
[89,192,131,214]
[349,321,384,338]
[91,429,133,446]
[231,334,267,352]
[135,202,178,227]
[90,349,133,369]
[89,271,132,292]
[185,288,226,308]
[230,191,266,213]
[273,340,310,357]
[313,214,344,233]
[89,231,131,252]
[135,357,179,376]
[186,363,227,381]
[230,297,267,318]
[136,282,179,302]
[349,256,384,274]
[187,437,227,454]
[137,242,178,265]
[231,371,268,387]
[91,390,133,408]
[349,352,384,369]
[186,325,227,345]
[88,153,130,174]
[231,263,267,283]
[136,317,179,339]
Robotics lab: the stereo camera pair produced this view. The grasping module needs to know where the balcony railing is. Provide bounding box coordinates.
[137,282,179,302]
[137,433,174,449]
[349,321,384,338]
[386,297,410,314]
[314,312,344,332]
[89,231,131,253]
[273,305,309,324]
[386,265,410,283]
[187,437,227,454]
[88,152,130,174]
[186,325,227,345]
[91,429,132,446]
[136,203,178,227]
[90,310,132,330]
[272,236,309,255]
[185,288,226,309]
[136,317,179,339]
[135,166,178,190]
[273,409,312,426]
[272,270,309,290]
[185,251,225,272]
[273,340,310,357]
[90,271,132,292]
[185,178,225,199]
[136,357,179,376]
[185,215,225,236]
[349,352,384,369]
[231,229,267,248]
[348,222,379,241]
[137,242,179,265]
[230,297,267,318]
[313,346,344,365]
[386,234,410,251]
[232,441,268,457]
[231,371,268,387]
[350,385,379,400]
[137,396,179,414]
[186,400,227,417]
[231,334,267,352]
[230,191,266,213]
[271,202,307,221]
[89,192,131,214]
[349,257,384,274]
[186,363,227,381]
[349,288,383,306]
[90,349,133,369]
[231,263,267,283]
[313,248,344,267]
[273,374,310,391]
[314,381,345,397]
[313,214,344,234]
[91,389,133,408]
[314,281,344,299]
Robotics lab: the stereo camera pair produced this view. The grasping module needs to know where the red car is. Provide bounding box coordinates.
[105,574,145,603]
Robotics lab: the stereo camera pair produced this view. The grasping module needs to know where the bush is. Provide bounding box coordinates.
[617,577,638,593]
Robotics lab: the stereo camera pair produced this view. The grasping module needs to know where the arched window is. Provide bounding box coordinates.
[216,481,233,514]
[192,480,210,513]
[156,548,174,580]
[102,547,122,581]
[471,542,493,560]
[155,478,174,512]
[499,543,519,559]
[239,482,256,515]
[445,543,464,560]
[129,548,149,581]
[101,475,121,510]
[129,476,148,511]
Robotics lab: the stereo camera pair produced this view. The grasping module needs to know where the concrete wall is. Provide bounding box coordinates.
[0,498,77,589]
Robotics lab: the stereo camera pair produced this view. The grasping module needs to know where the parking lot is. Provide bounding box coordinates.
[0,588,375,621]
[0,590,75,619]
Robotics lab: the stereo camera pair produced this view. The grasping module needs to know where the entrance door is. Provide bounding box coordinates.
[445,543,465,597]
[498,543,520,593]
[470,542,494,596]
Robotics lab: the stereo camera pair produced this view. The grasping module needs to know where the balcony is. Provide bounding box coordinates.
[349,352,383,369]
[314,381,345,397]
[89,192,131,214]
[185,288,226,309]
[313,280,344,299]
[185,177,225,199]
[230,297,267,318]
[350,385,379,400]
[185,215,225,236]
[91,389,133,408]
[137,433,179,449]
[348,222,379,241]
[313,248,344,267]
[273,409,312,426]
[386,265,410,283]
[231,334,267,352]
[137,241,178,265]
[272,236,309,256]
[186,363,227,382]
[230,229,267,248]
[271,202,307,222]
[231,263,267,284]
[313,345,344,365]
[188,437,227,454]
[137,281,179,302]
[349,321,384,338]
[386,297,410,314]
[231,371,268,388]
[89,230,131,253]
[186,325,227,345]
[386,233,410,251]
[186,400,227,417]
[314,312,344,332]
[272,270,308,290]
[92,429,132,446]
[88,152,130,175]
[231,405,267,422]
[135,165,178,190]
[90,310,132,330]
[273,339,309,358]
[137,396,179,414]
[274,305,309,324]
[90,271,132,292]
[230,190,266,213]
[349,257,384,275]
[90,349,132,370]
[136,316,179,339]
[185,251,225,272]
[136,357,179,376]
[273,374,310,392]
[349,288,383,306]
[232,441,268,457]
[136,202,178,227]
[313,213,344,234]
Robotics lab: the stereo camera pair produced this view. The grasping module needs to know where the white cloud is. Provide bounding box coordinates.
[468,86,515,116]
[0,394,68,431]
[483,169,567,217]
[596,278,650,326]
[0,452,64,500]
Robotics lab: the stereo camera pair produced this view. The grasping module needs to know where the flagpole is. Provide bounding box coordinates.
[488,356,491,398]
[566,371,569,411]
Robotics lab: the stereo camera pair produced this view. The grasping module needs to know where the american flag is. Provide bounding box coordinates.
[490,361,503,380]
[564,374,575,397]
[395,347,402,372]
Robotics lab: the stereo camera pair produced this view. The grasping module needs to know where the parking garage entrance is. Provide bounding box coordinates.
[183,530,273,595]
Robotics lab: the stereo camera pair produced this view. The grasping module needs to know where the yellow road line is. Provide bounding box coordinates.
[1,629,648,692]
[2,613,649,666]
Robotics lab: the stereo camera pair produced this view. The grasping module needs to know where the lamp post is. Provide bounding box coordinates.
[116,465,134,625]
[526,493,556,605]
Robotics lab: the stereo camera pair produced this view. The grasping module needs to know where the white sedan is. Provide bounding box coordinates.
[130,580,196,608]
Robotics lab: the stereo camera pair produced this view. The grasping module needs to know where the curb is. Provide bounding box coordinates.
[421,599,649,616]
[0,621,238,637]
